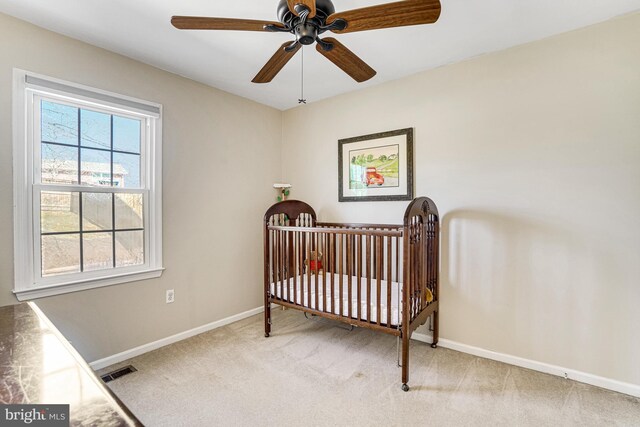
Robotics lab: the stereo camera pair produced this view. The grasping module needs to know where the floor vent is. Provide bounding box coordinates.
[101,365,137,383]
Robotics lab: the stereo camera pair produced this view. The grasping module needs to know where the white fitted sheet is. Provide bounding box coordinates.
[270,273,403,326]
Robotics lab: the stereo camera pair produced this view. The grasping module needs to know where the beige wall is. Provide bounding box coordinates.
[0,13,282,361]
[282,13,640,385]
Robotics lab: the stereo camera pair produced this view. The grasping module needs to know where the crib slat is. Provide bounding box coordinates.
[420,221,424,314]
[357,234,362,321]
[411,221,420,320]
[320,233,325,312]
[300,230,304,304]
[306,231,311,309]
[376,235,382,326]
[417,220,421,318]
[408,220,412,320]
[338,233,343,317]
[269,228,273,294]
[299,230,304,304]
[315,232,319,311]
[347,234,353,319]
[435,219,440,303]
[418,221,422,314]
[275,228,280,301]
[286,229,290,302]
[420,221,424,315]
[296,232,304,305]
[407,223,411,320]
[293,230,297,305]
[419,220,424,316]
[283,229,288,302]
[395,233,399,283]
[283,230,287,302]
[288,231,294,303]
[330,233,335,315]
[280,229,284,302]
[332,233,336,274]
[387,235,392,327]
[281,229,286,303]
[372,231,376,280]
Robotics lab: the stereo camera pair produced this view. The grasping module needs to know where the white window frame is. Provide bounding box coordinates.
[13,69,163,300]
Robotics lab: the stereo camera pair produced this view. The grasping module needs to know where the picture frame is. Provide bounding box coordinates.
[338,128,414,202]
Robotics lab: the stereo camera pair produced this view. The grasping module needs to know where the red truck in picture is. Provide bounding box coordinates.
[364,167,384,186]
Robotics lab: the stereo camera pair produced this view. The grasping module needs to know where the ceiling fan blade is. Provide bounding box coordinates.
[316,38,376,83]
[326,0,441,34]
[171,16,285,32]
[287,1,317,18]
[252,42,302,83]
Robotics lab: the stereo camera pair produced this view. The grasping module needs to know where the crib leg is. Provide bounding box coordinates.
[401,333,410,391]
[431,311,439,348]
[264,301,271,338]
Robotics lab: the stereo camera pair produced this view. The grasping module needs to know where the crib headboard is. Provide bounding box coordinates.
[402,197,440,331]
[403,197,439,223]
[264,200,317,227]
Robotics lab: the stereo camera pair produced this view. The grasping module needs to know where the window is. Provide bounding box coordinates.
[13,70,163,300]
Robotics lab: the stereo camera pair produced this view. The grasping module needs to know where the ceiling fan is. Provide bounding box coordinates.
[171,0,441,84]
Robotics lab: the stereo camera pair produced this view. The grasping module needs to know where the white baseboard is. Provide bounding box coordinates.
[90,305,268,370]
[412,332,640,398]
[90,305,638,398]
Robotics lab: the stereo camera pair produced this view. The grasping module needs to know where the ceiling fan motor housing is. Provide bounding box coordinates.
[296,23,317,45]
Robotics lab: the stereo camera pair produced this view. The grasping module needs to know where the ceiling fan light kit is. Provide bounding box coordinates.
[171,0,441,86]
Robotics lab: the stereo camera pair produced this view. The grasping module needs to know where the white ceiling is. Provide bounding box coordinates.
[1,0,638,110]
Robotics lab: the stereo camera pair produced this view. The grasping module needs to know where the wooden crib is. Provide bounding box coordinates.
[263,197,439,391]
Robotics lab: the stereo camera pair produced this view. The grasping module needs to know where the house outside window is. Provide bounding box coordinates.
[13,70,163,300]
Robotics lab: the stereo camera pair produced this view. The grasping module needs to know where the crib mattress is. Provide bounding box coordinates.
[270,273,402,326]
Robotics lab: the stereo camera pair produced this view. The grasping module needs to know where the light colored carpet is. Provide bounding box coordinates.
[99,309,640,426]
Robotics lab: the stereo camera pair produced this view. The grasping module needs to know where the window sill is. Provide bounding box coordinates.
[14,268,165,301]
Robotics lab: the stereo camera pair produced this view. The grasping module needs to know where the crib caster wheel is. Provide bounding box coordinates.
[431,343,438,349]
[402,383,410,392]
[264,333,270,338]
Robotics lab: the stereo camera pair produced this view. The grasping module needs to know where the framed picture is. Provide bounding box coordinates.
[338,128,414,202]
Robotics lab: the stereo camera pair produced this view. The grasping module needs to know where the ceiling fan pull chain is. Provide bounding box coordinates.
[298,46,306,104]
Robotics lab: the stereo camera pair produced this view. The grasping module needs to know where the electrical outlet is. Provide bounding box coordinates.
[166,289,175,304]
